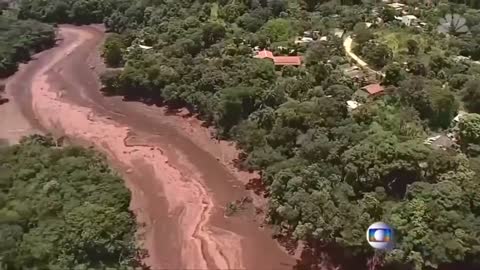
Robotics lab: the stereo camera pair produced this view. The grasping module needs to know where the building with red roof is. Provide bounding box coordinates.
[273,56,302,66]
[361,83,384,96]
[254,49,302,67]
[254,49,274,60]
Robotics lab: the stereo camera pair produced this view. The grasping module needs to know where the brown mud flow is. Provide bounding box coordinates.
[7,25,296,270]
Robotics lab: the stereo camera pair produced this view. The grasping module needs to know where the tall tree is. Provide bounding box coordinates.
[462,79,480,113]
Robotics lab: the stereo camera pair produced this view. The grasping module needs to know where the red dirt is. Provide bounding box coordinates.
[7,25,296,270]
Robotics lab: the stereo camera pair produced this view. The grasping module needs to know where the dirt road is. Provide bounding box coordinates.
[5,25,295,269]
[343,35,385,79]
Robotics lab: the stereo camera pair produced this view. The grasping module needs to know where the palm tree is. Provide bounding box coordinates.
[437,13,469,36]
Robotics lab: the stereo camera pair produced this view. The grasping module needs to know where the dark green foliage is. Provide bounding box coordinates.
[459,113,480,155]
[390,76,458,129]
[259,18,299,42]
[0,16,55,78]
[17,0,126,24]
[387,178,480,269]
[100,68,123,95]
[428,85,459,129]
[462,79,480,113]
[383,62,405,86]
[202,22,226,47]
[353,24,374,46]
[0,135,140,269]
[217,87,259,135]
[237,8,271,32]
[102,33,126,67]
[361,41,393,69]
[406,39,419,55]
[380,5,396,22]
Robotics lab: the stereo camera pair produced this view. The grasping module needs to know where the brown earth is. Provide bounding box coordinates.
[0,79,39,144]
[5,25,297,270]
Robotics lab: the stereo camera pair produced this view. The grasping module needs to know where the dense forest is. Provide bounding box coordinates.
[11,0,480,269]
[0,135,141,269]
[0,15,55,77]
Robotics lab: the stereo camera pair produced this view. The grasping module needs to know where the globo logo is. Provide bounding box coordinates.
[366,222,394,250]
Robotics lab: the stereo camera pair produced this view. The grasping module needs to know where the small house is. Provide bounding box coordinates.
[396,15,418,27]
[333,28,345,38]
[388,2,406,11]
[343,65,365,82]
[361,83,384,96]
[139,45,153,50]
[294,36,314,45]
[254,49,274,60]
[424,135,455,150]
[347,100,361,111]
[254,49,302,67]
[273,56,302,66]
[453,111,467,123]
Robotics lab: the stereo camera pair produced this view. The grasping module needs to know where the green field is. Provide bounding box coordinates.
[210,2,219,21]
[375,27,438,56]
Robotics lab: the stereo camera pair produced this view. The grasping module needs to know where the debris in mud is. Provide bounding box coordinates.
[54,135,67,147]
[225,196,253,217]
[0,96,9,105]
[0,83,8,105]
[126,168,133,173]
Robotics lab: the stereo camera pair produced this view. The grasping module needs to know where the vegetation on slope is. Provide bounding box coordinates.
[0,135,141,269]
[0,15,55,77]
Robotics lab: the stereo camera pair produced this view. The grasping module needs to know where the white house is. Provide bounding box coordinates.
[139,45,153,50]
[388,2,406,11]
[453,111,467,123]
[294,36,314,45]
[347,100,361,111]
[395,15,418,26]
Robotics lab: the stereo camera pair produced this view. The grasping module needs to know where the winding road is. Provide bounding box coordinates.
[343,35,385,78]
[5,25,295,270]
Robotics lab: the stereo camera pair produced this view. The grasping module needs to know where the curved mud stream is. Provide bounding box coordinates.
[6,25,295,269]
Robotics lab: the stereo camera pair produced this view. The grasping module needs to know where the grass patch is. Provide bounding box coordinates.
[209,2,226,25]
[375,27,438,56]
[210,2,219,21]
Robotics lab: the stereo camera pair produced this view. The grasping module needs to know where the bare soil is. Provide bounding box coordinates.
[6,25,296,270]
[0,80,39,144]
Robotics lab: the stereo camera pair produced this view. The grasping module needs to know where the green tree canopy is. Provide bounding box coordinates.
[0,135,141,269]
[102,33,126,67]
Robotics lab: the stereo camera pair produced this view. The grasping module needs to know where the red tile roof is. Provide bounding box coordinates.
[362,83,384,95]
[254,49,274,59]
[254,50,302,66]
[273,56,302,66]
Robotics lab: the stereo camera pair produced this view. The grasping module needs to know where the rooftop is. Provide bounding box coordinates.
[403,15,418,19]
[273,56,302,66]
[388,2,406,9]
[254,50,302,66]
[347,100,360,110]
[362,83,384,95]
[254,49,274,59]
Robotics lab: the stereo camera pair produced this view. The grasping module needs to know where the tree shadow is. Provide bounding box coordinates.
[293,242,369,270]
[245,177,269,197]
